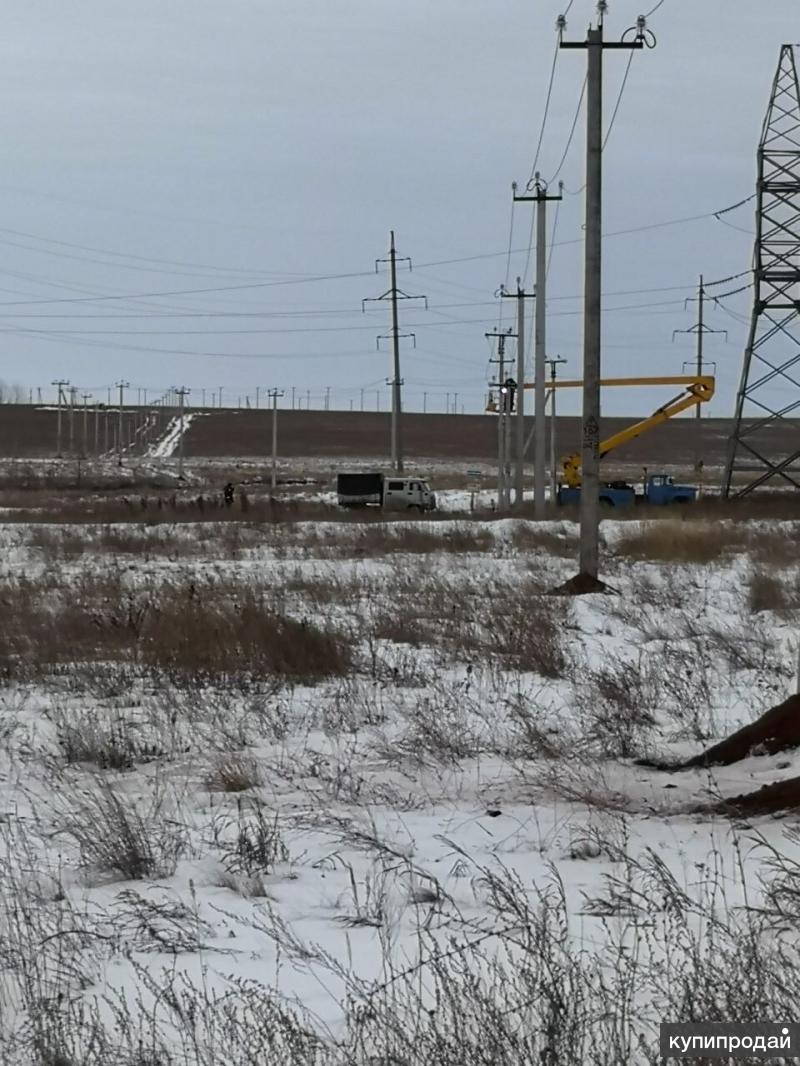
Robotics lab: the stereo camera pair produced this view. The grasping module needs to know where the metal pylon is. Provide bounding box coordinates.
[723,45,800,497]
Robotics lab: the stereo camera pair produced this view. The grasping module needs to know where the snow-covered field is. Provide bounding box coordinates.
[0,513,799,1064]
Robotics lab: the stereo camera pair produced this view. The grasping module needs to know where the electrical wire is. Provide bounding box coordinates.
[527,38,561,186]
[0,231,292,282]
[0,268,376,308]
[563,52,637,197]
[547,75,587,185]
[645,0,666,15]
[711,281,753,301]
[704,269,751,288]
[714,193,756,217]
[0,283,711,322]
[0,225,308,278]
[603,50,636,150]
[715,216,755,237]
[546,196,561,281]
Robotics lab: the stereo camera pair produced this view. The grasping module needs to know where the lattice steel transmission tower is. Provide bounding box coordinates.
[724,45,800,497]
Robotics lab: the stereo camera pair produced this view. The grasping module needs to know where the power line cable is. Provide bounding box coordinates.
[603,50,636,149]
[0,268,376,308]
[704,268,751,288]
[527,39,561,185]
[546,195,561,281]
[710,281,753,301]
[547,75,587,184]
[0,224,308,278]
[0,282,709,322]
[566,51,637,195]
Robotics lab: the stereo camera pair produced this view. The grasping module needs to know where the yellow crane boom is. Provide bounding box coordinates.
[520,375,715,488]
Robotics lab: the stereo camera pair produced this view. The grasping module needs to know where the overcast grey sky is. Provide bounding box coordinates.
[0,1,796,415]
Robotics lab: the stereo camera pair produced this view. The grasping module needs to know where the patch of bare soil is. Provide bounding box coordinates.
[711,774,800,817]
[639,693,800,771]
[685,693,800,768]
[550,572,616,596]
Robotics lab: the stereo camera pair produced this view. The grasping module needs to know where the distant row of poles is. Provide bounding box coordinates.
[0,383,469,415]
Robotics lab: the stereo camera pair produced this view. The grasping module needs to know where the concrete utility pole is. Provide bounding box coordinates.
[561,4,647,580]
[268,388,285,490]
[51,379,69,457]
[174,387,190,479]
[488,327,516,511]
[513,177,563,517]
[81,393,92,457]
[68,386,78,455]
[673,274,724,477]
[116,381,129,467]
[545,357,567,505]
[363,231,427,472]
[94,402,100,456]
[502,281,535,509]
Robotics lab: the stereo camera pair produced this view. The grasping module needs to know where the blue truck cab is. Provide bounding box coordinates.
[557,473,697,508]
[643,473,696,505]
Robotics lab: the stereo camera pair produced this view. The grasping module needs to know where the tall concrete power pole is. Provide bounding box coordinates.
[672,274,724,477]
[561,5,648,580]
[174,387,190,479]
[116,381,130,467]
[513,177,563,517]
[51,379,69,458]
[545,357,567,505]
[363,232,427,472]
[501,282,534,510]
[268,388,285,490]
[488,327,516,511]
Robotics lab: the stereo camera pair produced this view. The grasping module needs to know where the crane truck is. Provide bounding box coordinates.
[548,375,715,506]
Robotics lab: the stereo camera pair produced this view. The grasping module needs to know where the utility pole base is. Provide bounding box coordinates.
[551,571,617,596]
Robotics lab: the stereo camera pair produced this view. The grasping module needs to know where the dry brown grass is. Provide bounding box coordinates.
[484,587,569,677]
[509,523,578,556]
[614,521,745,564]
[0,573,353,686]
[614,519,798,569]
[748,567,800,616]
[205,755,264,793]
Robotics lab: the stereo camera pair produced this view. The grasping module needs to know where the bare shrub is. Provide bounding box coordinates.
[747,566,798,616]
[378,684,488,766]
[48,705,164,770]
[205,754,263,793]
[574,654,659,758]
[485,586,568,678]
[110,887,214,954]
[215,797,289,880]
[371,603,429,647]
[53,773,187,882]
